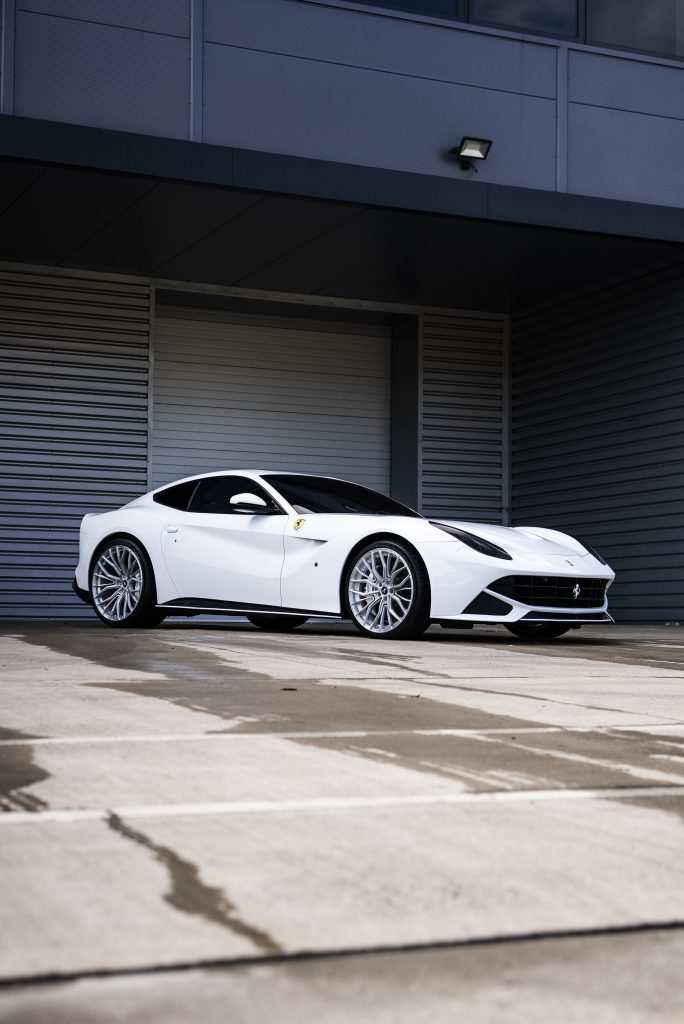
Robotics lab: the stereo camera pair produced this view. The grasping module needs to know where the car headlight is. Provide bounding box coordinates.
[430,522,513,560]
[583,542,607,565]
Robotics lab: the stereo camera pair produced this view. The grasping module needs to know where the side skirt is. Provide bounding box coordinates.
[157,598,341,618]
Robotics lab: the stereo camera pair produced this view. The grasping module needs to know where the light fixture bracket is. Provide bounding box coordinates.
[450,136,493,173]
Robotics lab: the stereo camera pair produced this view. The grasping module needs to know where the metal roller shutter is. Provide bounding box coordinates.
[0,268,151,619]
[421,313,507,522]
[513,265,684,623]
[150,307,391,492]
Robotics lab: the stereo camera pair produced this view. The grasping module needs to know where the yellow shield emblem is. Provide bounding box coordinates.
[293,517,306,531]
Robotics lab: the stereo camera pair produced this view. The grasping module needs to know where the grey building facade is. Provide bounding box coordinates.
[0,0,683,620]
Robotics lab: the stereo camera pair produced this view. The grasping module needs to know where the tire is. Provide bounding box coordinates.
[344,540,430,640]
[90,537,165,628]
[246,614,308,632]
[506,623,572,641]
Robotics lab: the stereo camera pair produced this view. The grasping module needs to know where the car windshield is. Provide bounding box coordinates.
[264,475,421,517]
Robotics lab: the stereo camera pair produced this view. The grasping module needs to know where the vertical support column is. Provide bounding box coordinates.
[1,0,16,115]
[147,285,156,490]
[189,0,205,142]
[501,316,512,526]
[555,46,569,193]
[390,314,421,511]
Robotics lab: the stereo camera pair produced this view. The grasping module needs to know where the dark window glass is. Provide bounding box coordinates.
[588,0,684,57]
[188,476,281,515]
[265,475,421,517]
[153,480,199,511]
[470,0,578,36]
[360,1,462,16]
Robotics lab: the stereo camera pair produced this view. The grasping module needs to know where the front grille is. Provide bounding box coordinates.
[489,576,608,609]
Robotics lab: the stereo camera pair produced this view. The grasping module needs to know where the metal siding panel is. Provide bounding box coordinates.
[16,1,190,36]
[420,313,505,522]
[512,265,684,623]
[14,11,189,139]
[569,51,684,122]
[150,310,391,493]
[0,268,150,618]
[206,0,557,98]
[567,103,684,208]
[204,43,557,191]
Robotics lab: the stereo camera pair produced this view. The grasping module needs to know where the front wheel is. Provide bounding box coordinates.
[506,623,572,641]
[90,538,165,628]
[246,614,308,632]
[344,541,430,640]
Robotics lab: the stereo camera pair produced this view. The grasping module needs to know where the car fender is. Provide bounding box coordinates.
[280,515,441,614]
[75,502,178,603]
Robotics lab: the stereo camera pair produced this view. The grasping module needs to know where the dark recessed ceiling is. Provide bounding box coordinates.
[0,157,680,314]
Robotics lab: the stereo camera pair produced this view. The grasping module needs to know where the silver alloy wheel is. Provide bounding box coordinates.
[92,544,144,622]
[348,546,415,634]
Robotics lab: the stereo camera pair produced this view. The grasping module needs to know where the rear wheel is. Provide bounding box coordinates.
[246,614,308,632]
[344,541,429,640]
[90,538,165,628]
[506,623,572,641]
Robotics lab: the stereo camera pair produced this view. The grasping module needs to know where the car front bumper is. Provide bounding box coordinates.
[421,542,615,624]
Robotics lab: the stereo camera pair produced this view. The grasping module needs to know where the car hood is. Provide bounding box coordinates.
[432,520,606,566]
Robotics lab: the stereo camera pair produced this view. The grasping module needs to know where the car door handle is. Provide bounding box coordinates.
[165,526,179,534]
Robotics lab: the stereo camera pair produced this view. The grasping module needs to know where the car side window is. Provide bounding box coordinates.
[188,476,279,515]
[153,479,199,510]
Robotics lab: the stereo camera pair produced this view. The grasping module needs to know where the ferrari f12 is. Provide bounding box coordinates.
[73,471,614,640]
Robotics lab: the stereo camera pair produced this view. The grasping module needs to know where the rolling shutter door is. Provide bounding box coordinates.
[513,265,684,622]
[150,308,391,492]
[0,268,150,619]
[421,313,507,522]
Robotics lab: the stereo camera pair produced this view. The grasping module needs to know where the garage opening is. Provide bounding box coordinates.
[150,304,392,493]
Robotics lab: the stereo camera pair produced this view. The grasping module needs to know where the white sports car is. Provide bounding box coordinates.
[73,470,615,641]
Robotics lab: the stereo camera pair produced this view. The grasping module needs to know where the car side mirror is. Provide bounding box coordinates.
[229,492,270,514]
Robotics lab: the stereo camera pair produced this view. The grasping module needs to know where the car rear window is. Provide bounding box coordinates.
[152,480,198,510]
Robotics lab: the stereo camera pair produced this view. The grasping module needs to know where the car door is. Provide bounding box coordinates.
[160,475,287,608]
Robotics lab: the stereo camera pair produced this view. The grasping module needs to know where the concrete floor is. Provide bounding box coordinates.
[1,620,684,1021]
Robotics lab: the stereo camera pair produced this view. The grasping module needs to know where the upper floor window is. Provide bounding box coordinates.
[356,0,684,61]
[470,0,577,37]
[588,0,684,59]
[361,0,461,13]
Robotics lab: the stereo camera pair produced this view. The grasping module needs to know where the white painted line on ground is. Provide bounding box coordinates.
[637,642,684,649]
[1,723,683,748]
[1,785,683,826]
[0,725,682,747]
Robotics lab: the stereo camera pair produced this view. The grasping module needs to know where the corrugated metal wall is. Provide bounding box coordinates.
[513,265,684,622]
[0,269,150,618]
[420,312,507,522]
[150,307,391,491]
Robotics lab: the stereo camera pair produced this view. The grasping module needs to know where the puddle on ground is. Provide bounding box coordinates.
[296,728,684,793]
[17,628,545,735]
[15,628,684,800]
[0,726,50,812]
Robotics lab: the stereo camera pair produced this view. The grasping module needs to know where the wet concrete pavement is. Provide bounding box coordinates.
[1,620,684,1021]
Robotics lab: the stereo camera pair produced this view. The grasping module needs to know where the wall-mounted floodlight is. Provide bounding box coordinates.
[450,137,493,172]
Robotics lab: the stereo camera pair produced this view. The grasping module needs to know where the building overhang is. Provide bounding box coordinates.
[0,114,682,313]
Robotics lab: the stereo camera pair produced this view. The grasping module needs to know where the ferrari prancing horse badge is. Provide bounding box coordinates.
[293,517,306,531]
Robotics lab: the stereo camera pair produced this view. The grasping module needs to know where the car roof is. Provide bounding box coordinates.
[150,469,348,494]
